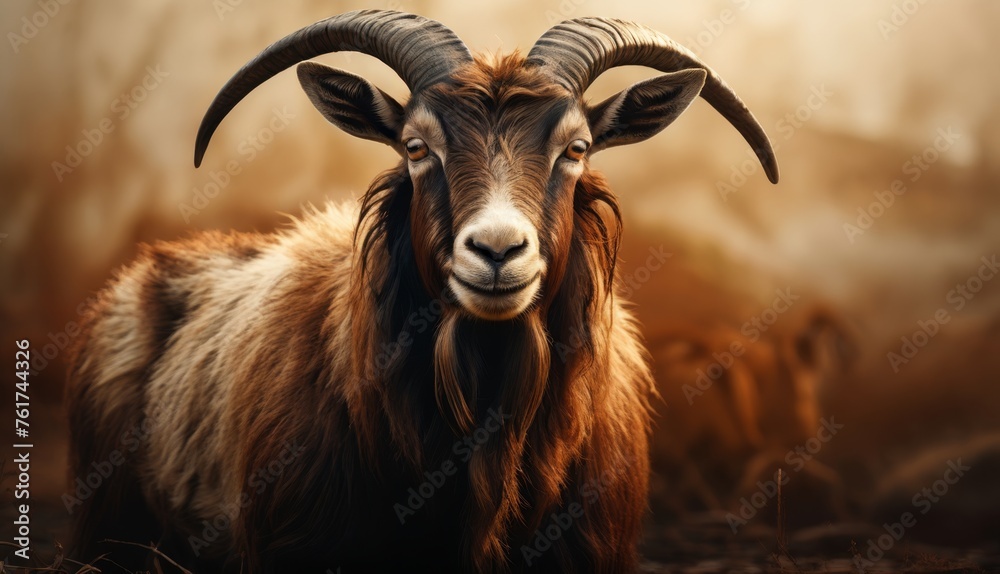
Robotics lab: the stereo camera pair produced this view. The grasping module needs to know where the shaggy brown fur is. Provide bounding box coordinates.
[67,53,655,573]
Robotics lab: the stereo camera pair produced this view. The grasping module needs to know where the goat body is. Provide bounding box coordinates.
[66,10,777,573]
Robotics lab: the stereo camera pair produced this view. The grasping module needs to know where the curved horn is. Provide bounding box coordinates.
[194,10,471,167]
[527,18,779,183]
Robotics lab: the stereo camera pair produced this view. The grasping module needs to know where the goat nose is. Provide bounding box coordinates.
[469,236,528,264]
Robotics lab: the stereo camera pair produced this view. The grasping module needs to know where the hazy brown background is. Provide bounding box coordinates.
[2,0,999,569]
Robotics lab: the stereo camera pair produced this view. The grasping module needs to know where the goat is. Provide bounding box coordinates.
[65,10,777,573]
[645,301,855,520]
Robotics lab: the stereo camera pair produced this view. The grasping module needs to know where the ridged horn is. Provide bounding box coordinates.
[527,17,778,183]
[194,10,472,167]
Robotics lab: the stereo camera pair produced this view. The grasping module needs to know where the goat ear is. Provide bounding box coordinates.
[297,62,404,148]
[587,69,707,153]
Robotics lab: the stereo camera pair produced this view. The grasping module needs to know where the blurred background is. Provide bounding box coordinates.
[1,0,998,571]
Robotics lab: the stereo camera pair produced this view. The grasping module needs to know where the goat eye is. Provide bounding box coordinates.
[563,139,589,161]
[405,138,429,161]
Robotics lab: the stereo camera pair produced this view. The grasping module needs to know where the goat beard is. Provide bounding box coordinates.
[350,166,620,568]
[433,305,551,568]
